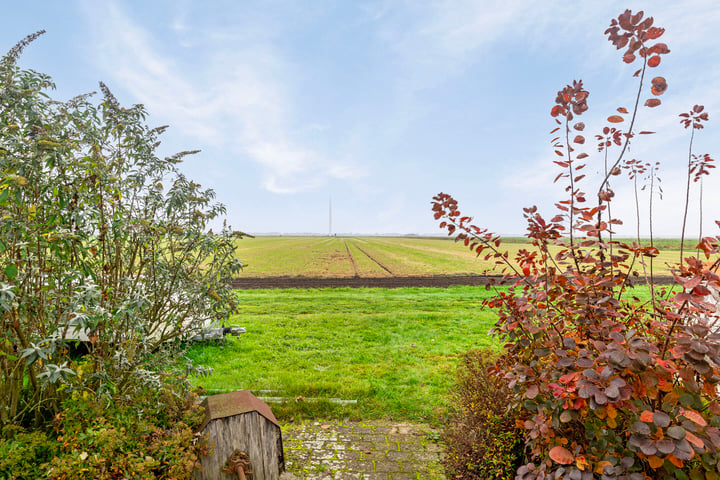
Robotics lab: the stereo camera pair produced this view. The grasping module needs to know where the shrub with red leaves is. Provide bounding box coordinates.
[434,9,720,480]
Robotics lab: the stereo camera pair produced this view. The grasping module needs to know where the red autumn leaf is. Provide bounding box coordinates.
[685,431,704,449]
[649,43,670,55]
[667,454,683,468]
[549,446,574,465]
[574,122,585,131]
[645,26,665,39]
[551,105,565,117]
[645,99,662,108]
[574,135,585,144]
[623,52,636,63]
[555,150,564,157]
[607,115,624,123]
[639,131,656,134]
[633,69,642,77]
[651,76,668,95]
[640,410,654,422]
[577,153,589,159]
[681,408,708,427]
[617,107,629,114]
[647,55,661,67]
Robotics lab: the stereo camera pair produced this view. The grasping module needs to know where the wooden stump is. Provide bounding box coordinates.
[195,391,284,480]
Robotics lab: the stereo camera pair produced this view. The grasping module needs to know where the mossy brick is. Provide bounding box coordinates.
[372,441,398,451]
[386,451,415,462]
[400,462,428,474]
[336,449,364,461]
[387,434,416,443]
[372,460,403,473]
[388,474,419,480]
[361,473,389,480]
[335,472,363,480]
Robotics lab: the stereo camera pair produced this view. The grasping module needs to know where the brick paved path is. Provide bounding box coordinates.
[280,420,446,480]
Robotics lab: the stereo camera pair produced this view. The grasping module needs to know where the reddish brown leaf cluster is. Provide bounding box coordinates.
[551,80,589,120]
[606,10,668,67]
[433,8,720,480]
[680,105,710,130]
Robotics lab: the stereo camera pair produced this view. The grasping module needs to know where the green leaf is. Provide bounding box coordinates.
[4,264,18,280]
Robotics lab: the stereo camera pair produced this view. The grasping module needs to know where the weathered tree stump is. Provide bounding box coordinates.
[195,390,284,480]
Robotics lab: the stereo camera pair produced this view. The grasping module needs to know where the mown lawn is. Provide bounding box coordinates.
[185,282,666,424]
[185,286,500,423]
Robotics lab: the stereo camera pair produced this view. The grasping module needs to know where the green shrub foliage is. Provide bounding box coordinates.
[443,350,524,480]
[0,373,207,479]
[434,9,720,480]
[0,29,242,438]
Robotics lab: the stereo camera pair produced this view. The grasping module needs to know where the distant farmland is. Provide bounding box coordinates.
[233,236,684,281]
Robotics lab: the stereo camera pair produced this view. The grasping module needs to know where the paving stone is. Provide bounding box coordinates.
[386,434,415,443]
[334,472,363,480]
[412,451,441,462]
[281,420,446,480]
[388,473,418,480]
[373,460,403,473]
[361,473,389,480]
[385,451,415,462]
[398,442,427,452]
[372,442,398,451]
[336,449,364,461]
[353,426,376,434]
[309,450,338,462]
[400,462,427,474]
[302,440,327,450]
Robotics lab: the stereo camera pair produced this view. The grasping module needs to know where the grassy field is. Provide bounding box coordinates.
[185,286,500,423]
[234,236,689,278]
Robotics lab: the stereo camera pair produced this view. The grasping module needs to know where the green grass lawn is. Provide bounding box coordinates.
[184,282,667,424]
[185,285,500,423]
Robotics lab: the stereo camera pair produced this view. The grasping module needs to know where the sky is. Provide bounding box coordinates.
[3,1,720,237]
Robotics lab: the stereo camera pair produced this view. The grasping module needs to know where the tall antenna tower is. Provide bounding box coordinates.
[329,196,332,236]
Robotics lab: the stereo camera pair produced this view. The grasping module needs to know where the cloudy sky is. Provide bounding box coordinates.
[3,1,720,237]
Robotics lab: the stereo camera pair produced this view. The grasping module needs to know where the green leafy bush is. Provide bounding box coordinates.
[0,30,241,479]
[0,374,208,479]
[443,349,524,480]
[0,32,243,427]
[434,9,720,480]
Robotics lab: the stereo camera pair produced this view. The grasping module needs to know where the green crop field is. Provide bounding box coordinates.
[233,235,689,278]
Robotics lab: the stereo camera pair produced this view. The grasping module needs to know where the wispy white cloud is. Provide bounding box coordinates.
[80,0,367,195]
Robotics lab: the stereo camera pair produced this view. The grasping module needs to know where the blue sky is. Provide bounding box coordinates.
[3,1,720,237]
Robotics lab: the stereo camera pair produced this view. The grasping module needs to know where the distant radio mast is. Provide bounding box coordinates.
[329,196,332,236]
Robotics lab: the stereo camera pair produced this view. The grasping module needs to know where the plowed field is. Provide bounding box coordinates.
[231,236,677,288]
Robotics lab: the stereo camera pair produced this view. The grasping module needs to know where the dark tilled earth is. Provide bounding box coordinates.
[230,275,674,289]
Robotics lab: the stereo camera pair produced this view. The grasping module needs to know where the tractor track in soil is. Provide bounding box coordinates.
[228,275,676,290]
[348,240,394,276]
[343,240,359,277]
